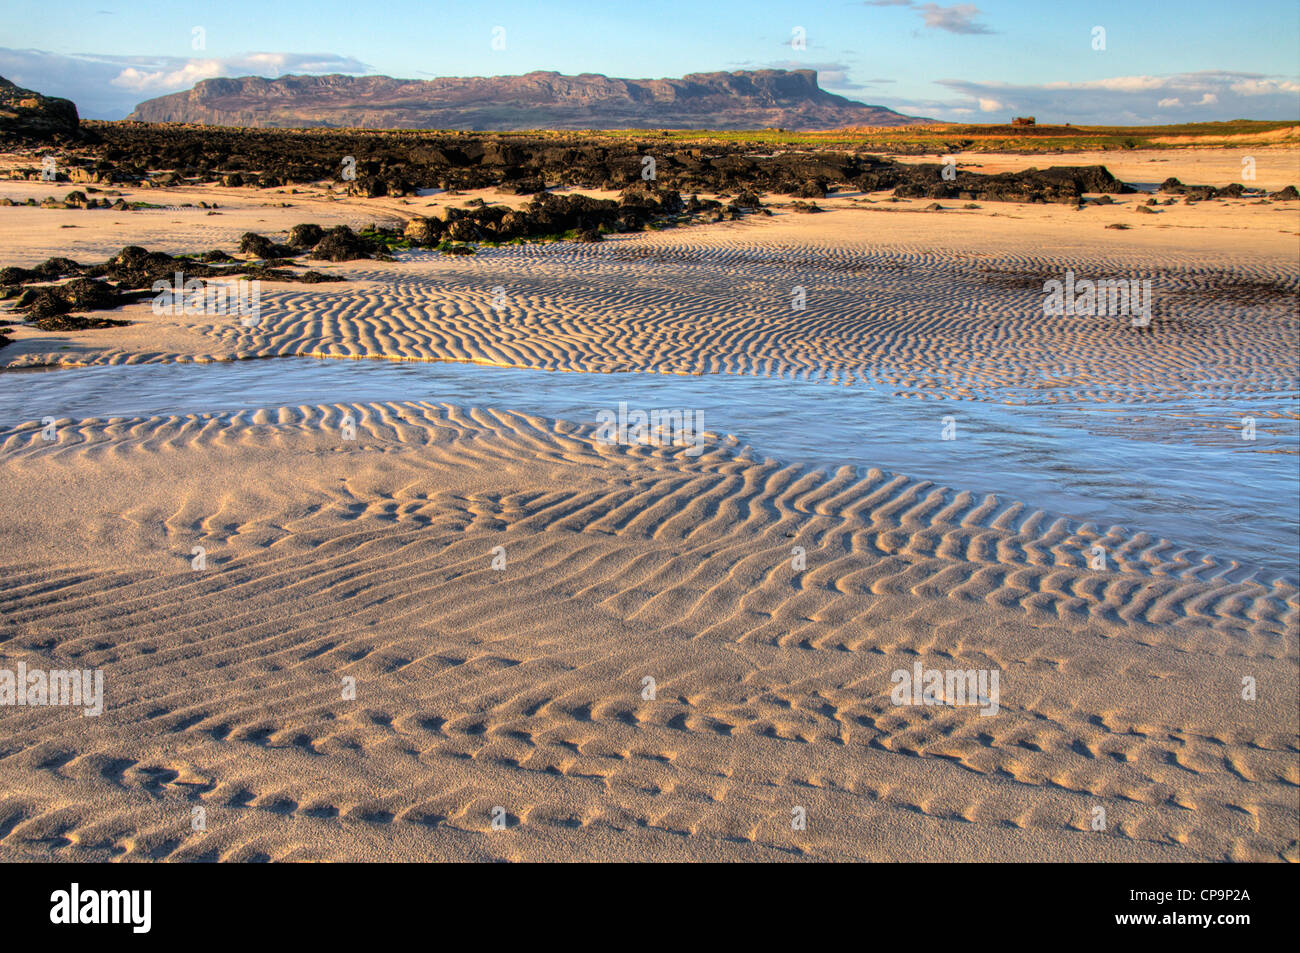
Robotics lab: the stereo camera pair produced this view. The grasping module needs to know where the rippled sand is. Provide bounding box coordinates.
[3,176,1296,407]
[0,160,1296,861]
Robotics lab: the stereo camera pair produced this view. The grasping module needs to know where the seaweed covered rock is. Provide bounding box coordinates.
[15,277,130,327]
[238,232,296,259]
[892,164,1132,204]
[497,176,546,195]
[402,217,441,246]
[446,219,481,242]
[103,246,183,287]
[308,225,375,261]
[286,223,325,248]
[618,184,685,214]
[0,257,82,286]
[1161,176,1273,200]
[522,192,621,235]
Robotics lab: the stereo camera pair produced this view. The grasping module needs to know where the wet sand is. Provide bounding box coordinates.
[0,152,1296,861]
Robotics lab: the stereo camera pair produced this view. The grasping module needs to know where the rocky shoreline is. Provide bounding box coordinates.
[55,125,1127,201]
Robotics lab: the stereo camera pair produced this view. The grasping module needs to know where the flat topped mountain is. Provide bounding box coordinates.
[126,69,922,130]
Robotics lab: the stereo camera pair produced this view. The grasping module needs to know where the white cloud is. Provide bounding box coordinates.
[897,70,1300,123]
[110,52,360,92]
[0,48,370,118]
[864,1,993,35]
[1042,75,1170,92]
[917,3,992,34]
[1231,78,1300,95]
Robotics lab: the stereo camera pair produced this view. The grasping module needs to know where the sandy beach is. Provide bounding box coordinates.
[1,151,1296,862]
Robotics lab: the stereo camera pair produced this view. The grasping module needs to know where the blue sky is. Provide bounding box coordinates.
[2,0,1297,122]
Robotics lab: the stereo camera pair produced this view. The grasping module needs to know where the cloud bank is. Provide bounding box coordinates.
[895,71,1300,124]
[0,48,370,118]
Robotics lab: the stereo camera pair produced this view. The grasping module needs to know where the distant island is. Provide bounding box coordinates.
[125,68,925,131]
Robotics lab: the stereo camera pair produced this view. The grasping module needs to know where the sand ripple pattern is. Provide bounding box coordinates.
[1,403,1295,861]
[24,234,1293,405]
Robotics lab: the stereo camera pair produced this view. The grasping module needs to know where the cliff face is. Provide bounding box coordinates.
[126,69,922,130]
[0,76,81,142]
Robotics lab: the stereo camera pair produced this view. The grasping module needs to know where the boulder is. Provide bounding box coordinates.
[238,232,295,259]
[497,176,545,195]
[446,219,480,242]
[287,223,325,248]
[403,217,441,245]
[15,277,129,326]
[308,226,374,261]
[353,175,387,198]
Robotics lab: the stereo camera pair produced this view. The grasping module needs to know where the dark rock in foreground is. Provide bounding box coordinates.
[399,187,727,247]
[892,165,1134,204]
[239,232,296,259]
[0,246,345,339]
[15,278,130,326]
[308,226,378,261]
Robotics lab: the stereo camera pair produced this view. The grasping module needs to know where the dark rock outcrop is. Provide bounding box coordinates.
[23,115,1156,218]
[890,164,1133,205]
[308,226,376,261]
[1161,176,1282,200]
[403,217,441,245]
[1,245,343,334]
[0,75,81,143]
[287,223,326,248]
[238,232,296,259]
[15,278,131,327]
